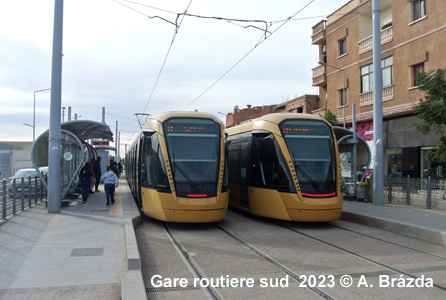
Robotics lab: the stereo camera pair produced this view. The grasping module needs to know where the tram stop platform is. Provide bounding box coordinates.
[1,179,446,300]
[342,200,446,246]
[0,174,146,300]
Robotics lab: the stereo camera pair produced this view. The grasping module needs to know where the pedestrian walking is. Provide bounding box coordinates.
[118,161,123,174]
[424,169,429,190]
[110,160,120,178]
[89,158,96,194]
[93,156,102,192]
[79,162,93,205]
[100,166,119,206]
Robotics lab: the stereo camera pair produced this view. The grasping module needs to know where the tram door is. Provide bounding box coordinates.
[239,139,250,210]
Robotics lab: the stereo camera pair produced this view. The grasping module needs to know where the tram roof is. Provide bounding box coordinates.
[145,111,224,127]
[227,113,329,135]
[61,120,114,142]
[255,113,324,123]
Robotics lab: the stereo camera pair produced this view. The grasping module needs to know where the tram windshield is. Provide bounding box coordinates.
[279,120,337,196]
[163,118,221,197]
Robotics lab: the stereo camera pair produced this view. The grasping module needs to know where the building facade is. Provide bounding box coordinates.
[311,0,446,179]
[0,142,34,180]
[226,95,320,128]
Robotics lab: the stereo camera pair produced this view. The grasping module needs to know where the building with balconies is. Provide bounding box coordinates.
[311,0,446,179]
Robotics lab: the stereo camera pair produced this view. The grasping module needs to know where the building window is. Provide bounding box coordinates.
[411,0,426,21]
[360,64,374,93]
[360,56,394,93]
[412,63,424,87]
[338,37,347,56]
[382,56,394,86]
[338,88,347,106]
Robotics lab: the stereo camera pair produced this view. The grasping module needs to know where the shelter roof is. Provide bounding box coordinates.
[61,120,114,142]
[94,145,117,152]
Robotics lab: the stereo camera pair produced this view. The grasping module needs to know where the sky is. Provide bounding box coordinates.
[0,0,345,155]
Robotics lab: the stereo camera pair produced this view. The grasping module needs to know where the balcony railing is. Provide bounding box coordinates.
[312,20,327,44]
[312,20,326,35]
[359,85,394,106]
[358,26,393,53]
[312,65,326,78]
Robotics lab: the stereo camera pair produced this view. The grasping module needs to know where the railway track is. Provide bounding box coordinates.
[273,221,446,293]
[327,222,446,261]
[137,210,446,299]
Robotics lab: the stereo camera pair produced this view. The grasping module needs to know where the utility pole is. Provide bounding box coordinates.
[48,0,64,213]
[372,0,384,205]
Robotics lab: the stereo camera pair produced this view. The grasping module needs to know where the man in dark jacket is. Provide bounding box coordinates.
[93,157,102,192]
[79,162,93,205]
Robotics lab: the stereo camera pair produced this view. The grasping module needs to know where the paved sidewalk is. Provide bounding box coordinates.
[342,200,446,246]
[1,177,444,299]
[0,175,145,300]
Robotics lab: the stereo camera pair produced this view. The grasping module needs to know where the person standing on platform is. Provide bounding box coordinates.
[93,156,102,192]
[110,160,120,178]
[100,166,119,206]
[89,158,96,194]
[79,162,93,205]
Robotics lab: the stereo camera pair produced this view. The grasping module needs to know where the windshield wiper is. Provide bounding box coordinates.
[172,151,199,193]
[173,162,199,192]
[291,152,322,192]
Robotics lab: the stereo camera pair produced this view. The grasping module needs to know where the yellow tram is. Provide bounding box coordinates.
[226,113,342,222]
[126,112,229,222]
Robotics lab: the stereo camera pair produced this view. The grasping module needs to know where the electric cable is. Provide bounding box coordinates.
[143,0,194,113]
[182,0,315,110]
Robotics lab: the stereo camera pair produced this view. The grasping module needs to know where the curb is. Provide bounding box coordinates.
[341,211,446,246]
[121,190,147,300]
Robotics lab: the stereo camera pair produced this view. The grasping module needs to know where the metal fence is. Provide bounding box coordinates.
[383,176,446,210]
[0,176,48,221]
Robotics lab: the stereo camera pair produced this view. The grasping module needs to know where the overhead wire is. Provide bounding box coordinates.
[105,112,137,122]
[182,0,315,110]
[113,0,177,26]
[112,0,358,113]
[142,0,194,113]
[123,0,178,15]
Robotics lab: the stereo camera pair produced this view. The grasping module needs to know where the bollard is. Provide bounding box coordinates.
[2,180,6,220]
[427,176,432,209]
[12,179,17,214]
[34,176,38,204]
[28,176,32,208]
[388,176,392,203]
[21,177,25,211]
[40,176,44,202]
[406,175,410,205]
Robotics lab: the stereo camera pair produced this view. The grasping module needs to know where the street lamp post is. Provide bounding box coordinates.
[32,88,51,142]
[318,61,345,128]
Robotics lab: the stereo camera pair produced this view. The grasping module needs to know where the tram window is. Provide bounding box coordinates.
[279,120,336,194]
[163,118,220,183]
[228,141,240,183]
[256,137,294,192]
[141,134,169,190]
[222,156,229,190]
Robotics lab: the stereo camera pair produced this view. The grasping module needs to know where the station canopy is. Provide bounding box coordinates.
[31,120,115,200]
[61,120,114,142]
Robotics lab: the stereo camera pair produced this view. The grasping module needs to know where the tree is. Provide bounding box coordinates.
[413,69,446,162]
[323,109,337,126]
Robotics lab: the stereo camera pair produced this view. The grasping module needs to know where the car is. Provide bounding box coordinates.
[39,166,49,176]
[8,168,42,197]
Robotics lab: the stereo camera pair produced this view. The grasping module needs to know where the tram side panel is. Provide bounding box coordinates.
[228,134,295,220]
[227,125,342,222]
[127,113,229,223]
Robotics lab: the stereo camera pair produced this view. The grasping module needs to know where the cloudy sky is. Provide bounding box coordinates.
[0,0,344,154]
